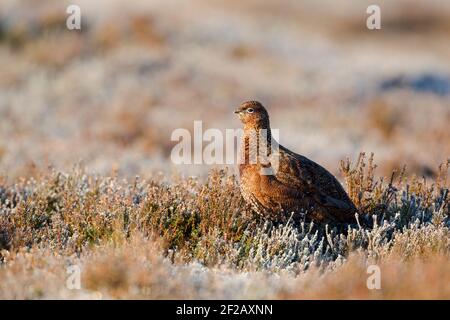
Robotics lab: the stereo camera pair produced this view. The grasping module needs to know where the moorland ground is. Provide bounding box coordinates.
[0,0,449,299]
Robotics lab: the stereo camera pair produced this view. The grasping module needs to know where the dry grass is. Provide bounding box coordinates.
[279,253,450,299]
[0,155,448,299]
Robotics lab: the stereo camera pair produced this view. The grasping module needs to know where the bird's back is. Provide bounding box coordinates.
[240,143,358,224]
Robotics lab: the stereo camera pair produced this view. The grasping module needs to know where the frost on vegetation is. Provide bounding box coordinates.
[0,158,449,274]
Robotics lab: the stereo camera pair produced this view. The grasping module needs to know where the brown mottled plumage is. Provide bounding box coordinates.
[234,101,357,224]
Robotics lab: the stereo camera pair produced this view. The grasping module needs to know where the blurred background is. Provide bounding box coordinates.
[0,0,449,180]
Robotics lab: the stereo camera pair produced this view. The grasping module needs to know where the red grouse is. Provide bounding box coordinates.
[235,101,357,224]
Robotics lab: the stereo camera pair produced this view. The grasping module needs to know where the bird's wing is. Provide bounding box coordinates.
[270,147,354,211]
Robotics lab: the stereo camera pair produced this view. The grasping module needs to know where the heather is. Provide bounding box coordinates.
[1,156,448,299]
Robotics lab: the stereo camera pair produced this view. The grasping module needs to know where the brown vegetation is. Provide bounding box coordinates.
[0,155,448,299]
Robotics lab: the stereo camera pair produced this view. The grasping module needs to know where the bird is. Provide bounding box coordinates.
[234,101,358,225]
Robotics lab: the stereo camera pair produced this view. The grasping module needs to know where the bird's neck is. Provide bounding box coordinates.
[241,123,273,166]
[244,117,270,131]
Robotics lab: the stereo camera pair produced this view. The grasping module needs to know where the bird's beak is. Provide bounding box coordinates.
[234,110,241,114]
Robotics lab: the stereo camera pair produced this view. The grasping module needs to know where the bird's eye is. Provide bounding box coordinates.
[247,108,254,113]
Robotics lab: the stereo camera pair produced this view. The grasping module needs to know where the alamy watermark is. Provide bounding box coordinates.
[366,264,381,290]
[170,121,280,175]
[66,5,81,30]
[367,5,382,30]
[65,4,381,31]
[66,264,81,290]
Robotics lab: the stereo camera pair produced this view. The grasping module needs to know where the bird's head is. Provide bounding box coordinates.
[234,101,270,129]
